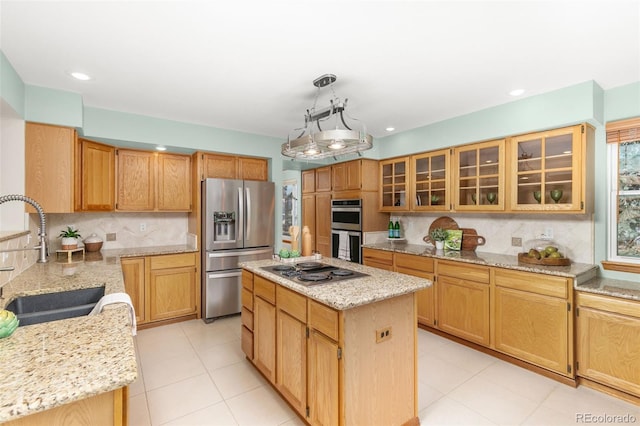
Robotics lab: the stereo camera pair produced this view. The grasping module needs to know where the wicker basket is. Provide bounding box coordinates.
[84,241,103,252]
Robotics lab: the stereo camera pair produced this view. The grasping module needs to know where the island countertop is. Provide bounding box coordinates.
[240,257,431,311]
[0,244,196,422]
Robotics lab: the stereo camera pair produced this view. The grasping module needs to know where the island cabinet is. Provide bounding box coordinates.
[493,269,573,377]
[244,270,418,426]
[241,270,254,359]
[575,292,640,399]
[362,247,394,271]
[121,252,198,328]
[437,260,491,346]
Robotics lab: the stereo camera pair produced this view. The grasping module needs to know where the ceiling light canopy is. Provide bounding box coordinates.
[70,71,91,81]
[282,74,373,160]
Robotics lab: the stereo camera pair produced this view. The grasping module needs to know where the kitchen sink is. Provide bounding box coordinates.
[5,286,105,326]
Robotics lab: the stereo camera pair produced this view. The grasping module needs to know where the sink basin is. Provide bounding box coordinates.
[6,286,105,326]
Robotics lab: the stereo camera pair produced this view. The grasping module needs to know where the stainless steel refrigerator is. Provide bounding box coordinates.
[202,178,275,321]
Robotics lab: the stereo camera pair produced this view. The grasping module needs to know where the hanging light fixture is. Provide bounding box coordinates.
[282,74,373,160]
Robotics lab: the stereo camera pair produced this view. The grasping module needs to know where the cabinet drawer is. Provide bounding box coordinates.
[363,248,393,266]
[395,253,434,273]
[242,288,253,311]
[494,268,568,299]
[277,286,307,323]
[149,252,196,270]
[241,325,253,359]
[255,275,276,304]
[437,260,489,284]
[309,299,339,341]
[576,291,640,318]
[242,307,254,330]
[242,269,254,291]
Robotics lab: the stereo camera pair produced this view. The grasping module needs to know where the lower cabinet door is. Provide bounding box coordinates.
[254,297,276,382]
[307,329,339,426]
[494,286,569,375]
[121,257,145,324]
[276,310,307,416]
[148,266,196,321]
[437,275,490,346]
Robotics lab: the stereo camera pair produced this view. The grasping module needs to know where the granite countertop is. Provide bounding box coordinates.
[575,277,640,302]
[0,244,196,422]
[241,256,431,311]
[363,242,598,284]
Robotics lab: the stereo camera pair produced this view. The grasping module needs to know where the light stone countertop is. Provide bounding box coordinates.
[241,256,432,310]
[363,242,640,302]
[0,244,196,422]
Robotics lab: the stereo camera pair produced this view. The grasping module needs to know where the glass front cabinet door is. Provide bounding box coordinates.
[411,149,450,211]
[380,157,410,211]
[509,125,588,212]
[453,139,505,211]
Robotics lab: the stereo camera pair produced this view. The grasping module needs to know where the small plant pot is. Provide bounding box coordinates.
[61,237,78,250]
[435,241,444,250]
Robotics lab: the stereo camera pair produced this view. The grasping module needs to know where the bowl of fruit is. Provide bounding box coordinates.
[518,239,571,266]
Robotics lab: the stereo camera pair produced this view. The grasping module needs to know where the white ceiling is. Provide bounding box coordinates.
[1,1,639,140]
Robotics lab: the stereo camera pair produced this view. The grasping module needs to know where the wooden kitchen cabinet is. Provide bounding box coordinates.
[315,166,332,192]
[379,156,410,211]
[307,327,340,426]
[121,252,198,327]
[276,286,307,416]
[239,156,269,181]
[76,138,116,211]
[453,139,505,211]
[121,257,145,324]
[117,148,192,211]
[25,122,76,213]
[493,268,572,376]
[576,292,640,398]
[411,149,451,211]
[301,193,316,249]
[395,253,435,327]
[148,253,197,322]
[315,192,332,257]
[157,152,191,211]
[116,148,156,211]
[202,153,237,179]
[509,124,593,213]
[362,247,394,271]
[241,269,255,359]
[198,152,269,181]
[254,276,277,382]
[302,169,316,193]
[332,159,379,193]
[437,260,491,346]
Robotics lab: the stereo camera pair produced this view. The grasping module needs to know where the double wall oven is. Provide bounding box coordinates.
[330,199,362,264]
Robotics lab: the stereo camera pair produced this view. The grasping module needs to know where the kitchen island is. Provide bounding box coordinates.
[241,257,431,426]
[0,245,195,424]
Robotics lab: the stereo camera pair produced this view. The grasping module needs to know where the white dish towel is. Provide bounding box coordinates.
[90,292,137,336]
[338,231,351,261]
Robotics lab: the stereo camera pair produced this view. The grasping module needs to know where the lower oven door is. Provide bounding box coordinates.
[331,230,362,264]
[204,269,242,320]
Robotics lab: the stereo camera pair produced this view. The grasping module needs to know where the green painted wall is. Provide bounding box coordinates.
[24,85,83,127]
[0,51,25,116]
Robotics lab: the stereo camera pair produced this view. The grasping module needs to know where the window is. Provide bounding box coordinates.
[604,117,640,273]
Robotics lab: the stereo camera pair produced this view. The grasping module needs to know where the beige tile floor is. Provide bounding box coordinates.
[129,316,640,425]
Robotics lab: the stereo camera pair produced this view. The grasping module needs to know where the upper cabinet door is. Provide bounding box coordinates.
[203,153,238,179]
[379,157,410,211]
[509,125,586,212]
[411,149,450,211]
[157,153,192,211]
[315,166,332,192]
[25,122,76,213]
[301,170,316,193]
[79,139,116,211]
[453,139,505,211]
[116,149,156,211]
[239,157,268,181]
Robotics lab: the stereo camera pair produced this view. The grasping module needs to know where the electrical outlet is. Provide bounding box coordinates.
[375,326,392,343]
[511,237,522,247]
[106,233,116,241]
[140,223,146,232]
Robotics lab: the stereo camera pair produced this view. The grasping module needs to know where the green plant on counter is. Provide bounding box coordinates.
[430,227,448,242]
[58,226,82,239]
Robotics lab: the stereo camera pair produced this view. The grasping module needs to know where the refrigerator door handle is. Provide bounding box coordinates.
[207,271,242,279]
[245,187,251,241]
[237,186,244,242]
[207,247,272,258]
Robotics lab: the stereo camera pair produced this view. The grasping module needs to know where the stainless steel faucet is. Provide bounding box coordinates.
[0,194,48,263]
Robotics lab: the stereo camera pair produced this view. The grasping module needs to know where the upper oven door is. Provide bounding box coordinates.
[331,199,362,231]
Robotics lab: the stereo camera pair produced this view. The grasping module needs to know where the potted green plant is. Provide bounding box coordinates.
[430,228,448,250]
[59,226,82,250]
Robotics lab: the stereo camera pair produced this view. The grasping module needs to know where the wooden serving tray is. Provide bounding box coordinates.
[422,217,486,251]
[518,252,571,266]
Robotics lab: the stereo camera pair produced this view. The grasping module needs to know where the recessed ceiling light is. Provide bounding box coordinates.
[509,89,525,97]
[70,71,91,81]
[385,127,395,132]
[156,146,167,151]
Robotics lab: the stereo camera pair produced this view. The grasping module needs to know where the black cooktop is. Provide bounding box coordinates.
[260,262,368,286]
